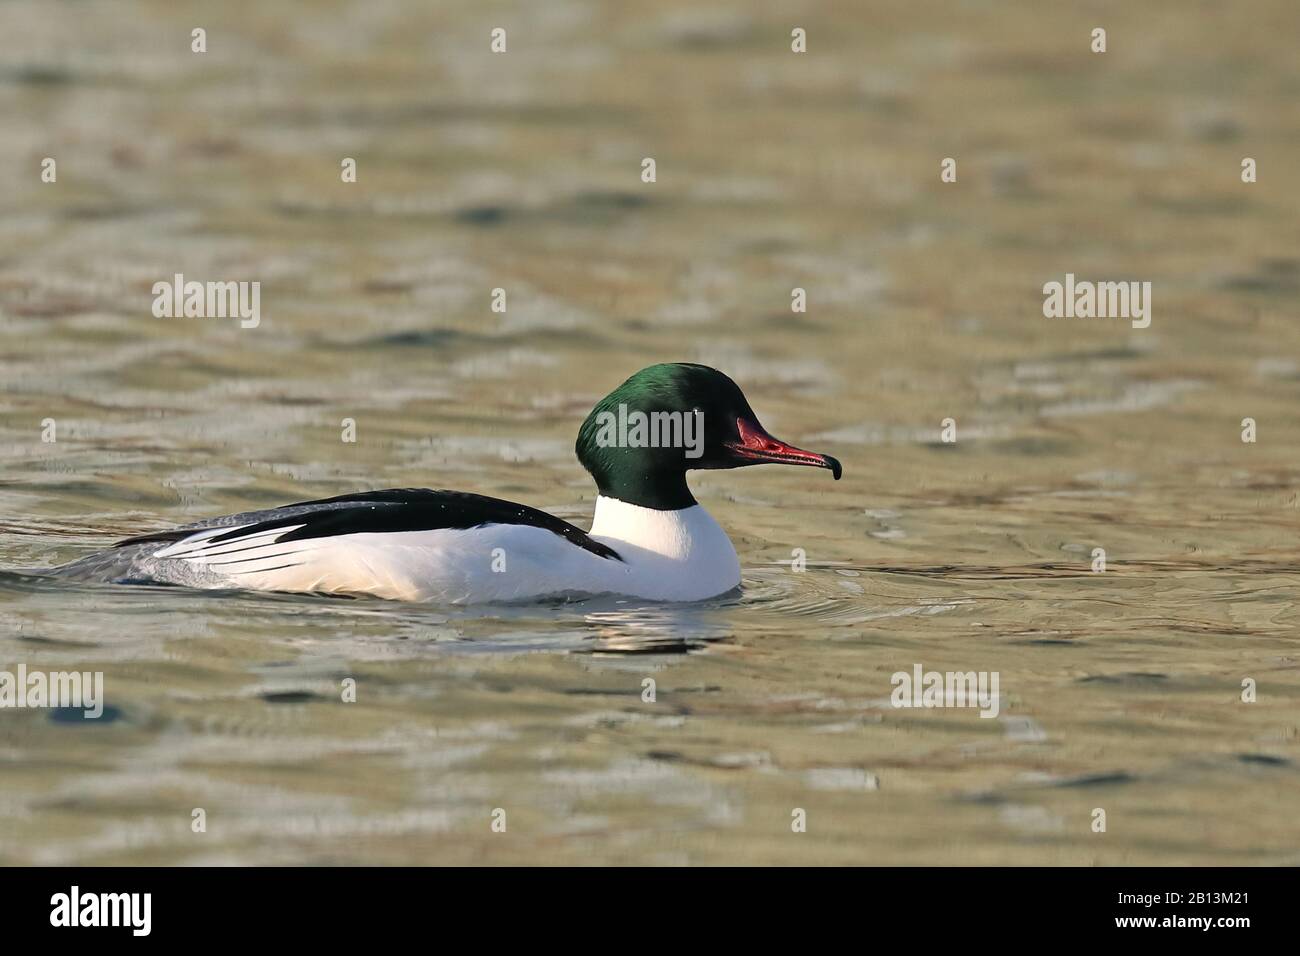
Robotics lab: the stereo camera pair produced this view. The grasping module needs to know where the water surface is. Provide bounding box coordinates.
[2,0,1299,864]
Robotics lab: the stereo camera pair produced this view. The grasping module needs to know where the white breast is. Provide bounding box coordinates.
[587,495,741,601]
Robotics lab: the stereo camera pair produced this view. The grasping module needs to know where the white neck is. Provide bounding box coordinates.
[590,495,704,556]
[587,494,741,600]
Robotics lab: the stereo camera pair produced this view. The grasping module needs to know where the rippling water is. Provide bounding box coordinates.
[2,0,1299,864]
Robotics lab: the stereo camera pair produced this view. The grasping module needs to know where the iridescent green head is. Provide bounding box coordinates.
[576,363,841,510]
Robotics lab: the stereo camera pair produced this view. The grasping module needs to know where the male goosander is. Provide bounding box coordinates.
[50,363,841,603]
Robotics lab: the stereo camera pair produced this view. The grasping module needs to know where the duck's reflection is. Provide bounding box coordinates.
[576,599,735,654]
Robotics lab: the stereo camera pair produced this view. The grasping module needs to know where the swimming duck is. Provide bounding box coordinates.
[51,363,841,602]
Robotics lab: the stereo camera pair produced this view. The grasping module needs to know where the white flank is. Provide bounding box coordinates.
[139,497,741,603]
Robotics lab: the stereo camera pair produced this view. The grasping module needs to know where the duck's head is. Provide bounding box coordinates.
[576,362,842,510]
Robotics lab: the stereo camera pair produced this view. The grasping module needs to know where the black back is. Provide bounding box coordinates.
[116,488,623,561]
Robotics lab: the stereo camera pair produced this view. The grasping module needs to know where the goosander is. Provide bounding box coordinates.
[49,363,841,603]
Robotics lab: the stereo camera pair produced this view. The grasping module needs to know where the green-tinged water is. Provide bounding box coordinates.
[2,0,1299,865]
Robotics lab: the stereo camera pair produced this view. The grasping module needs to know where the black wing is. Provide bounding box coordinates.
[116,488,623,561]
